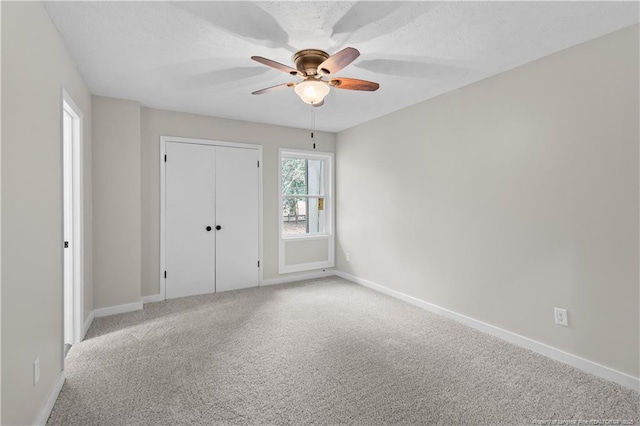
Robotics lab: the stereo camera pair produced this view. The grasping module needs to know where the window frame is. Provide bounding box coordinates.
[279,149,333,240]
[278,148,334,274]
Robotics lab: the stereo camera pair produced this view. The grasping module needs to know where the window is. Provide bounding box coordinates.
[278,149,334,273]
[280,150,332,238]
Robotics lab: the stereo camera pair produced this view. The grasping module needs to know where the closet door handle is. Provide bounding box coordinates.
[206,226,212,232]
[216,225,222,230]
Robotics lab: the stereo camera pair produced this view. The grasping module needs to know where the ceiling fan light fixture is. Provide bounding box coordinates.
[294,80,330,105]
[251,47,378,105]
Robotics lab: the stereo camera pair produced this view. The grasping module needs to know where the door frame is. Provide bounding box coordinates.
[61,89,84,346]
[159,136,263,300]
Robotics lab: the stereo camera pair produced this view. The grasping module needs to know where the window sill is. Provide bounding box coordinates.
[281,234,332,241]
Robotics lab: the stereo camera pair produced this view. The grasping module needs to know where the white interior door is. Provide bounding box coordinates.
[165,142,216,299]
[215,147,260,291]
[62,109,74,346]
[62,94,84,349]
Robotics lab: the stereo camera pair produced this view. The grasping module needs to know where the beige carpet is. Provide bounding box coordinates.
[47,277,638,425]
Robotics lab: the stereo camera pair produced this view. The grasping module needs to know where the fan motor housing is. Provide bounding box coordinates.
[293,49,330,76]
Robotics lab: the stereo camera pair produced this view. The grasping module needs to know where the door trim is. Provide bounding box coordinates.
[61,88,84,346]
[160,136,263,300]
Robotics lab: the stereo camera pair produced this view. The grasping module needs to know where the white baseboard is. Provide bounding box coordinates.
[93,301,143,318]
[82,310,95,340]
[261,269,336,286]
[142,294,164,304]
[335,270,640,392]
[145,271,336,301]
[35,371,65,426]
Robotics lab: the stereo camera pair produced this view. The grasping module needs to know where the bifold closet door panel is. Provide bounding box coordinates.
[165,142,216,299]
[215,146,260,292]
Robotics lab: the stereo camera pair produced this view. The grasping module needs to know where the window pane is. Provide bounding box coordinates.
[283,197,307,236]
[281,158,307,195]
[306,196,326,234]
[282,197,326,236]
[281,158,324,195]
[307,159,324,195]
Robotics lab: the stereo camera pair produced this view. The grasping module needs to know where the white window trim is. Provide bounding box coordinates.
[278,148,335,274]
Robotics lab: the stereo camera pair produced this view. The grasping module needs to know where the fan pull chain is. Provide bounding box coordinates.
[311,107,316,150]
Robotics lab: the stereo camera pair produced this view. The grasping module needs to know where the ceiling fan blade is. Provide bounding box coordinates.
[251,56,300,76]
[251,82,295,95]
[329,77,379,91]
[317,47,360,75]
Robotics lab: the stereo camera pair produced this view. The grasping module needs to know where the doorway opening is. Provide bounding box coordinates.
[62,90,84,356]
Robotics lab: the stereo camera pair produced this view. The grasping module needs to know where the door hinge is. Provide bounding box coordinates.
[257,160,260,167]
[164,154,167,162]
[164,270,167,279]
[257,261,260,267]
[64,241,69,248]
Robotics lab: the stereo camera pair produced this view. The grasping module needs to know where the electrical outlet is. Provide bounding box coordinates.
[34,358,40,385]
[346,253,350,262]
[554,308,568,326]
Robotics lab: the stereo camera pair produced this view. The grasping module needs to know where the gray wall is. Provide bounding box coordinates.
[336,25,639,377]
[92,100,335,308]
[1,2,93,424]
[90,102,337,308]
[2,3,637,422]
[92,96,141,309]
[140,108,336,297]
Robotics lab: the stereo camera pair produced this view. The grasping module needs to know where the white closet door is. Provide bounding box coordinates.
[165,142,216,299]
[215,146,259,292]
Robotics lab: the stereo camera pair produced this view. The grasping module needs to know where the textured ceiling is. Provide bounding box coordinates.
[45,1,639,132]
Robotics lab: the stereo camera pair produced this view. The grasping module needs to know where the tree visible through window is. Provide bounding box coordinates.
[281,153,330,236]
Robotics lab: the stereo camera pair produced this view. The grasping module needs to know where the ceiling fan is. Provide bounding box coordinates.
[251,47,380,107]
